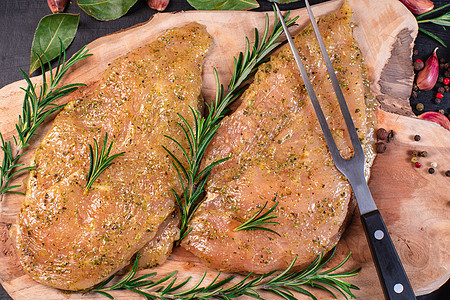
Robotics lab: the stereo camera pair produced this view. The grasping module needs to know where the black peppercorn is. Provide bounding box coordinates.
[446,170,450,177]
[438,86,445,93]
[414,135,421,141]
[376,142,386,153]
[445,86,450,92]
[413,83,419,91]
[414,60,425,71]
[376,128,388,140]
[438,76,444,83]
[428,168,435,174]
[411,91,418,98]
[434,97,442,104]
[387,130,395,143]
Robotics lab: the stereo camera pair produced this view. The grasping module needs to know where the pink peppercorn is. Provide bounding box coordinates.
[444,78,450,85]
[415,162,422,168]
[436,92,444,99]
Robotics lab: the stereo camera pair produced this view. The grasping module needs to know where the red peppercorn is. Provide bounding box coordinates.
[415,162,422,168]
[444,78,450,85]
[436,92,444,99]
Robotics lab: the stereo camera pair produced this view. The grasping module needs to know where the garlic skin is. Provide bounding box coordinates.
[416,47,439,91]
[419,111,450,131]
[400,0,434,15]
[147,0,170,11]
[47,0,68,14]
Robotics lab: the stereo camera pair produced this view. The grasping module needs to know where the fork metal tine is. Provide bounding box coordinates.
[304,0,364,159]
[274,3,375,212]
[274,4,345,167]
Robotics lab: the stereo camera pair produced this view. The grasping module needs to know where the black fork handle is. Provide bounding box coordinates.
[361,210,416,299]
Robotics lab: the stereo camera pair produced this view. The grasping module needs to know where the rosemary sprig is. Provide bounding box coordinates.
[0,134,35,195]
[0,42,90,200]
[85,133,125,190]
[416,3,450,47]
[93,248,360,300]
[234,201,280,236]
[164,9,298,243]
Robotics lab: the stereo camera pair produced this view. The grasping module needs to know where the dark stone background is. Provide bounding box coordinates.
[0,0,448,299]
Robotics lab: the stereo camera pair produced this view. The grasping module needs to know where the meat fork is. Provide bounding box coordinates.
[275,2,416,299]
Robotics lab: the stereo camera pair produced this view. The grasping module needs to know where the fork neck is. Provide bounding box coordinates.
[347,174,377,215]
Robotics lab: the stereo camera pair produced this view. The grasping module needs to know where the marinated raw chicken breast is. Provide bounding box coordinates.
[11,23,212,291]
[182,3,376,274]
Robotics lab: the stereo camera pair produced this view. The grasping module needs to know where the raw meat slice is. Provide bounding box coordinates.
[182,3,376,274]
[11,23,212,291]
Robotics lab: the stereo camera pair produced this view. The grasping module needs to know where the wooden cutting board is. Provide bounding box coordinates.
[0,0,449,299]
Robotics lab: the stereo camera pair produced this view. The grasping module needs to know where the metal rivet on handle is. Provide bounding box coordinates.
[374,229,384,240]
[394,283,404,294]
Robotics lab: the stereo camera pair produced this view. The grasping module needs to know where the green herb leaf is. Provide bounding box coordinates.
[78,0,138,21]
[418,11,450,26]
[416,3,450,20]
[86,133,125,190]
[187,0,259,11]
[418,28,447,47]
[93,249,360,299]
[30,13,80,74]
[234,201,281,236]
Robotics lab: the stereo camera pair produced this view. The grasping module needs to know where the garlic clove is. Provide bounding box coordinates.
[400,0,434,15]
[147,0,170,11]
[419,111,450,131]
[47,0,69,14]
[416,47,439,91]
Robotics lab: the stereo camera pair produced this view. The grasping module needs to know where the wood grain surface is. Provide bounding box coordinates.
[0,0,449,299]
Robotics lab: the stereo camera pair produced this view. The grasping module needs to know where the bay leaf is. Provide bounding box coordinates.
[187,0,259,11]
[78,0,138,21]
[30,13,79,74]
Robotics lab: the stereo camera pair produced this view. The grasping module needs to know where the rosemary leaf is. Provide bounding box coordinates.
[418,28,447,47]
[234,201,281,236]
[85,133,125,190]
[417,11,450,27]
[416,3,450,20]
[93,248,360,299]
[0,43,90,200]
